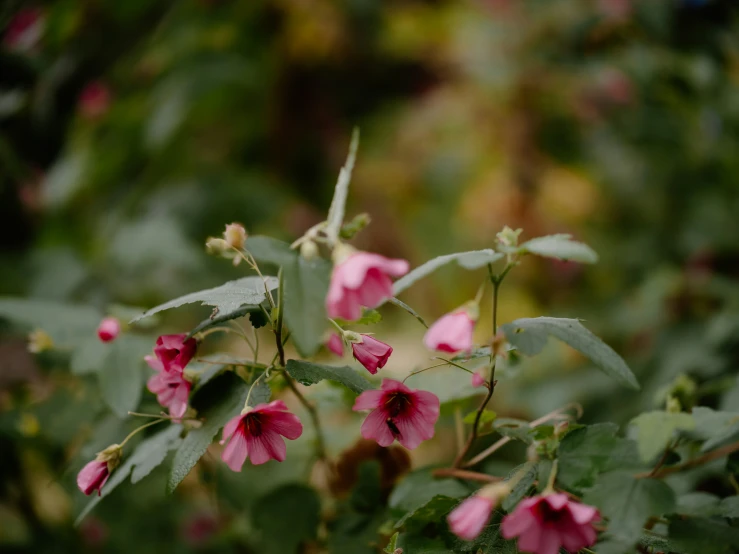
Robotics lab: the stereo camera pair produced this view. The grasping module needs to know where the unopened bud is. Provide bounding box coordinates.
[28,329,54,353]
[343,330,361,343]
[223,223,247,250]
[300,240,319,260]
[96,444,122,471]
[331,242,356,265]
[339,212,371,240]
[205,237,229,254]
[666,395,682,414]
[496,226,523,248]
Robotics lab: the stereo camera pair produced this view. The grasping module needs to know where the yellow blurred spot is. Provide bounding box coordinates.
[28,329,54,354]
[18,413,39,437]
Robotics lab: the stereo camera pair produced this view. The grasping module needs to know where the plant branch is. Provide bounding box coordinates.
[432,468,502,483]
[274,268,286,368]
[284,373,328,461]
[453,378,496,468]
[638,440,739,479]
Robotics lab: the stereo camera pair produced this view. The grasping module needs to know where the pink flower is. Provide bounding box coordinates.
[77,460,110,496]
[351,334,392,374]
[146,355,191,419]
[448,495,495,541]
[501,494,599,554]
[154,334,197,372]
[471,370,486,388]
[326,251,409,321]
[220,400,303,470]
[352,379,440,450]
[97,317,120,342]
[327,333,344,356]
[2,8,44,52]
[78,81,112,119]
[424,309,476,353]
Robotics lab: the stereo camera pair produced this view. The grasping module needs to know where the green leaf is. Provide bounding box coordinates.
[335,308,382,327]
[248,236,332,357]
[393,250,503,296]
[0,297,101,348]
[286,359,374,394]
[76,424,182,524]
[718,496,739,518]
[692,406,739,452]
[98,336,150,418]
[583,471,676,541]
[252,484,321,554]
[518,234,598,264]
[676,492,721,517]
[668,516,739,554]
[131,276,278,323]
[501,317,639,389]
[387,297,428,328]
[493,418,533,444]
[396,533,452,554]
[558,423,642,490]
[394,495,459,530]
[186,304,264,339]
[630,411,695,462]
[389,470,470,513]
[325,128,360,243]
[463,409,496,425]
[166,372,250,493]
[452,517,518,554]
[70,338,109,375]
[502,462,538,512]
[383,532,399,554]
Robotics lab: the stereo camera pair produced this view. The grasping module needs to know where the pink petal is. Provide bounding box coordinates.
[380,379,411,393]
[566,501,599,524]
[221,430,248,472]
[514,521,542,553]
[352,389,384,411]
[267,411,303,440]
[448,496,494,541]
[221,415,242,444]
[501,504,538,539]
[535,527,561,554]
[256,400,288,414]
[423,311,475,353]
[145,355,164,373]
[360,408,395,447]
[356,270,394,308]
[412,390,441,422]
[471,371,486,388]
[247,430,287,465]
[543,493,569,511]
[327,333,344,356]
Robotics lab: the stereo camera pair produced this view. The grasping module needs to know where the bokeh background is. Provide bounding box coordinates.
[2,0,739,552]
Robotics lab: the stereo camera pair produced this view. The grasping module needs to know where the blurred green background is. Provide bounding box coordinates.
[2,0,739,552]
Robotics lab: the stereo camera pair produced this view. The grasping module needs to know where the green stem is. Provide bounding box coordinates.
[120,419,167,447]
[402,362,448,383]
[244,371,267,410]
[274,268,286,368]
[544,459,559,493]
[328,318,345,335]
[284,373,328,461]
[431,357,477,375]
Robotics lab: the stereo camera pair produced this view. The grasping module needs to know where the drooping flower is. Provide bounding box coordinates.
[77,444,121,496]
[326,250,409,321]
[97,317,120,342]
[424,307,476,353]
[448,495,495,541]
[471,370,486,388]
[78,81,112,119]
[351,334,392,374]
[220,400,303,470]
[146,355,191,419]
[2,8,44,52]
[153,334,197,372]
[327,333,344,356]
[353,379,439,450]
[501,494,599,554]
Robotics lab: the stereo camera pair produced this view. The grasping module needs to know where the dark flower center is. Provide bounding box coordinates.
[243,413,264,437]
[536,501,566,524]
[384,392,413,418]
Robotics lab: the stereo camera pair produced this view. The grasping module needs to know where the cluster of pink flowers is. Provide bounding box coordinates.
[145,334,197,420]
[448,491,600,554]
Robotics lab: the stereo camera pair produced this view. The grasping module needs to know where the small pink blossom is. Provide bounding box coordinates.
[471,370,486,388]
[220,400,303,470]
[146,355,191,419]
[154,334,197,372]
[501,494,599,554]
[77,460,110,496]
[448,495,495,541]
[327,333,344,356]
[326,251,409,321]
[78,81,112,119]
[351,334,392,374]
[424,309,476,353]
[97,317,120,343]
[2,8,44,52]
[352,379,440,450]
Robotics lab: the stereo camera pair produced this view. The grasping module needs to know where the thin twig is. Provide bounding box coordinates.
[637,440,739,479]
[284,374,328,461]
[432,468,502,483]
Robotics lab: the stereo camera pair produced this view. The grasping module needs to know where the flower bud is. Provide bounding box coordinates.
[300,239,319,260]
[97,443,123,470]
[496,226,523,248]
[205,237,229,254]
[97,317,121,343]
[28,329,54,353]
[223,223,247,250]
